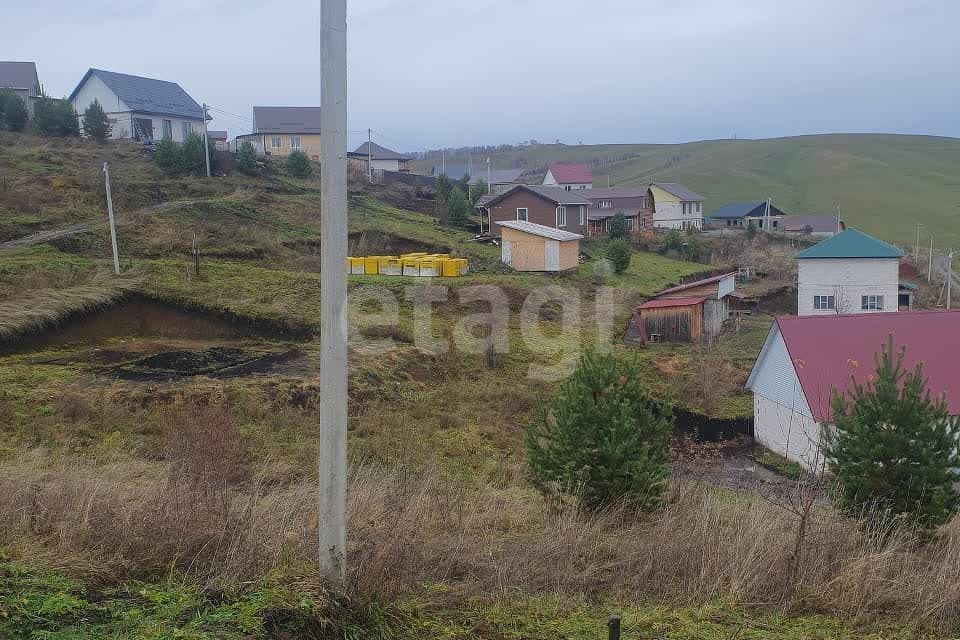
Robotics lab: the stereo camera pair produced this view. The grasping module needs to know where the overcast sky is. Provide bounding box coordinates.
[5,0,959,150]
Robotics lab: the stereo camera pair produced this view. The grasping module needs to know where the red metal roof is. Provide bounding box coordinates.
[776,311,960,422]
[548,163,593,184]
[637,296,705,310]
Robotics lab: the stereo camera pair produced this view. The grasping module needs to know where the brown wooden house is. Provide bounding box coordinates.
[481,185,591,237]
[581,187,653,236]
[633,272,737,342]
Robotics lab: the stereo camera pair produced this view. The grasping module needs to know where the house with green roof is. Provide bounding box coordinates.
[795,229,905,316]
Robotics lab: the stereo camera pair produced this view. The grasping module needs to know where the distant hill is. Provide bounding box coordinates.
[418,134,960,247]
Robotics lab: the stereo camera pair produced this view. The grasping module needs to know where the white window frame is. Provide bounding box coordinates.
[696,202,701,213]
[516,207,528,222]
[290,135,301,150]
[814,295,835,310]
[861,295,884,311]
[162,119,172,140]
[271,136,282,149]
[556,206,567,227]
[182,121,192,139]
[600,200,613,209]
[579,205,586,226]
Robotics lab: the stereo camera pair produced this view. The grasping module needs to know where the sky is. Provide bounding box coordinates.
[4,0,959,151]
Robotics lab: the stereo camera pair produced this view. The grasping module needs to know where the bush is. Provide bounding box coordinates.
[237,141,258,175]
[607,213,630,240]
[470,179,488,206]
[663,229,683,251]
[0,90,29,132]
[447,186,471,227]
[33,97,79,137]
[525,350,673,511]
[434,174,453,202]
[606,238,632,274]
[178,132,207,176]
[154,139,180,174]
[827,338,960,530]
[81,99,111,142]
[287,150,312,178]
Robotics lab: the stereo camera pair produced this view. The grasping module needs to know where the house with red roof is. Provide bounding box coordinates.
[746,311,960,469]
[542,163,593,190]
[632,272,737,342]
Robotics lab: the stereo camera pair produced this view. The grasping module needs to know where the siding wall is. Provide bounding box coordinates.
[488,190,587,236]
[650,184,703,230]
[797,258,899,316]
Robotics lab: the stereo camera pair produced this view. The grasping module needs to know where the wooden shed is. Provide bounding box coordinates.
[632,272,737,343]
[498,220,583,272]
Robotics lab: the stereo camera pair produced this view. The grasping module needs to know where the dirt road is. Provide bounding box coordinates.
[0,222,93,252]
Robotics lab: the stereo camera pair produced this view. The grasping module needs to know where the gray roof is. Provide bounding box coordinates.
[252,106,321,134]
[588,208,642,221]
[481,168,524,185]
[433,164,472,179]
[348,141,410,161]
[498,220,583,241]
[580,186,650,199]
[784,214,844,233]
[0,61,39,93]
[481,184,593,208]
[652,182,704,202]
[68,68,204,119]
[207,130,228,140]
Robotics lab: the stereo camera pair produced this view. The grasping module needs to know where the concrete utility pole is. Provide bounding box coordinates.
[319,0,348,585]
[367,128,373,183]
[916,223,923,261]
[102,163,120,274]
[948,250,954,310]
[201,103,211,178]
[928,235,935,283]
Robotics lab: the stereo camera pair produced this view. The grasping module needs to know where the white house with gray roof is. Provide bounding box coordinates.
[68,68,207,143]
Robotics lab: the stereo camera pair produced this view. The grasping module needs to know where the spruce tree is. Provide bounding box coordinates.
[446,186,471,227]
[827,337,960,530]
[607,213,630,240]
[154,139,180,174]
[606,238,632,274]
[237,141,258,175]
[0,90,29,132]
[82,99,112,142]
[526,350,673,511]
[287,150,312,178]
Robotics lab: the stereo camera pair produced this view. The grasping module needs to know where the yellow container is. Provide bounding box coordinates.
[363,257,379,275]
[401,252,428,259]
[419,259,439,277]
[441,259,460,277]
[348,257,365,275]
[376,256,395,274]
[402,258,421,277]
[456,258,468,275]
[384,258,403,276]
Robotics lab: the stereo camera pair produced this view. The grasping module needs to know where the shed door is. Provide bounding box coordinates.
[545,240,560,271]
[502,240,512,266]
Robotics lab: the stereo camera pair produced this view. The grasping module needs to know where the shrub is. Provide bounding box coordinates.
[0,90,29,132]
[81,99,111,142]
[434,174,453,202]
[827,338,960,530]
[747,220,758,238]
[178,132,207,176]
[446,186,471,227]
[606,238,632,274]
[470,179,487,206]
[607,213,630,240]
[663,229,683,251]
[287,150,312,178]
[237,141,258,175]
[33,97,79,137]
[525,350,673,511]
[154,139,180,174]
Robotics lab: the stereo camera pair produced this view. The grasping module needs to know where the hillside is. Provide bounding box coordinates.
[419,134,960,246]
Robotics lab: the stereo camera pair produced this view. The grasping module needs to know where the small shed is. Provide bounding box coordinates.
[632,272,737,342]
[498,220,583,272]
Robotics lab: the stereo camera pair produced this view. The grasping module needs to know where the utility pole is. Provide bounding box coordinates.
[201,103,211,178]
[367,128,373,183]
[102,163,120,275]
[319,0,348,585]
[928,235,934,283]
[915,223,922,261]
[441,151,445,176]
[765,197,771,232]
[947,250,954,310]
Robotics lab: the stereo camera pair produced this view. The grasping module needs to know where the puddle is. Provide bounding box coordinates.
[111,346,304,381]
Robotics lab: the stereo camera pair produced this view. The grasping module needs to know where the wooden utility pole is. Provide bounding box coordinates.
[201,103,211,178]
[102,163,120,274]
[319,0,348,585]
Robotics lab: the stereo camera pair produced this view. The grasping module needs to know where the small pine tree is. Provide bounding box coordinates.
[470,179,488,206]
[526,350,673,511]
[434,174,453,202]
[663,229,682,251]
[237,141,258,175]
[606,238,632,274]
[33,97,79,137]
[746,220,757,238]
[154,139,180,174]
[827,337,960,530]
[447,186,471,227]
[607,213,630,240]
[178,132,207,176]
[82,99,111,142]
[287,150,312,178]
[0,90,29,132]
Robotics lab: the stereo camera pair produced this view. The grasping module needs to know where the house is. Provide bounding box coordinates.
[707,201,786,231]
[543,163,593,190]
[795,228,904,316]
[746,311,960,469]
[234,106,322,160]
[632,272,737,343]
[482,185,590,237]
[68,68,206,143]
[0,61,42,115]
[580,187,653,236]
[207,130,228,151]
[783,214,844,237]
[649,183,705,230]
[432,164,524,194]
[348,142,411,173]
[498,220,583,272]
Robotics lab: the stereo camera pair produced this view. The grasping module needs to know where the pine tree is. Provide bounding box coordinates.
[446,186,471,227]
[287,150,312,178]
[178,132,207,176]
[607,213,630,240]
[434,174,453,202]
[154,139,180,174]
[525,350,673,511]
[82,99,112,142]
[606,238,632,274]
[0,90,29,132]
[33,97,79,137]
[237,141,258,175]
[827,337,960,530]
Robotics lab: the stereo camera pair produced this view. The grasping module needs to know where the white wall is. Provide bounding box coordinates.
[542,170,591,190]
[71,75,131,139]
[797,258,899,316]
[653,201,703,230]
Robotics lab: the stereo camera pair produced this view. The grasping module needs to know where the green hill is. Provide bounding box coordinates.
[423,134,960,247]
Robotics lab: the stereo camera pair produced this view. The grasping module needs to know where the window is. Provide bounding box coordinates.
[814,295,835,310]
[271,136,282,149]
[564,185,572,191]
[182,121,192,139]
[556,206,567,227]
[696,202,701,213]
[861,295,884,311]
[579,205,586,226]
[626,217,634,231]
[162,119,172,140]
[290,136,301,150]
[516,207,528,222]
[599,200,613,208]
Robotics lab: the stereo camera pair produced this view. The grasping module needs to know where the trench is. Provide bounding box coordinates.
[674,407,754,442]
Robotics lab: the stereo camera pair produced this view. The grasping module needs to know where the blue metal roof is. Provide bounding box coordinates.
[795,228,905,260]
[708,201,787,219]
[69,68,204,120]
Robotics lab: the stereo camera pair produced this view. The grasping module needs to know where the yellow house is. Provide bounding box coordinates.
[649,182,705,231]
[236,106,322,160]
